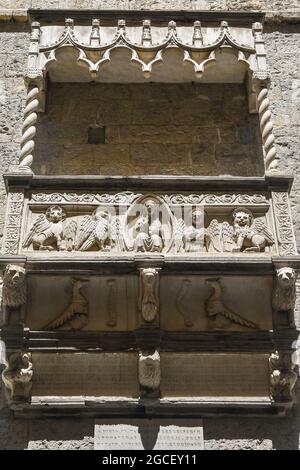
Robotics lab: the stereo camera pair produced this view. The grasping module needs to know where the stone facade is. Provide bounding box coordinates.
[0,0,300,451]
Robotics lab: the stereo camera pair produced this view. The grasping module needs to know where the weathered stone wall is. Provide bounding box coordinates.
[33,82,263,177]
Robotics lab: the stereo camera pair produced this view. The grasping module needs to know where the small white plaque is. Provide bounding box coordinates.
[94,419,204,450]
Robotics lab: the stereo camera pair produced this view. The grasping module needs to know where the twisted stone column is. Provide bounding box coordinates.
[18,85,39,172]
[254,73,279,172]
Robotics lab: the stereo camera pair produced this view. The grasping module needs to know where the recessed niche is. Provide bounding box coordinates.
[88,125,106,144]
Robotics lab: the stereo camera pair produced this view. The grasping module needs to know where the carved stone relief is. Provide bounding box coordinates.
[269,351,297,402]
[2,191,25,255]
[176,280,193,327]
[138,268,160,323]
[26,275,137,332]
[272,192,297,256]
[21,195,276,256]
[2,265,27,327]
[43,278,89,331]
[205,208,274,253]
[272,267,297,328]
[25,274,272,332]
[138,350,161,394]
[204,278,257,330]
[106,279,118,327]
[2,351,33,402]
[23,205,76,251]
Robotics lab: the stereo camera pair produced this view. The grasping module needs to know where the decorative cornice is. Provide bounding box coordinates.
[28,10,265,25]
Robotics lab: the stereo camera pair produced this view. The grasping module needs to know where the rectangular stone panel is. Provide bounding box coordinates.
[160,275,273,332]
[94,419,204,450]
[160,353,270,397]
[32,352,139,397]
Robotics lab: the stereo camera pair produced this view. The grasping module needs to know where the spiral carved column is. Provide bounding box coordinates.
[256,84,279,172]
[18,85,39,172]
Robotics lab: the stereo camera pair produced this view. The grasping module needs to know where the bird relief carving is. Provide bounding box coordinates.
[43,278,89,331]
[205,278,257,330]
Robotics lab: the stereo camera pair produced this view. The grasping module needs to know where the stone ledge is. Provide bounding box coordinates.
[1,9,300,25]
[0,9,28,23]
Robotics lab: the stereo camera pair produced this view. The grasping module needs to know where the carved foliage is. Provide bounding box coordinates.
[2,351,33,402]
[272,192,297,256]
[3,192,24,255]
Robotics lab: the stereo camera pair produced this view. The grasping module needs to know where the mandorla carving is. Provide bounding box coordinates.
[272,267,297,327]
[23,205,77,251]
[18,86,39,172]
[139,268,160,323]
[133,199,164,253]
[269,351,297,402]
[2,351,33,402]
[138,350,161,392]
[2,265,26,326]
[44,278,89,330]
[205,278,257,330]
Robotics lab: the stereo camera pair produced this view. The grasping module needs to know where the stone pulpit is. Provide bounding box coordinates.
[0,8,299,448]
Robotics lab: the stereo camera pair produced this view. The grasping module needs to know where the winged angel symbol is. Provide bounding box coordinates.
[23,206,121,252]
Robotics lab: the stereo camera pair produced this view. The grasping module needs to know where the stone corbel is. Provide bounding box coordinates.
[2,350,33,403]
[269,351,297,403]
[138,349,161,398]
[1,264,27,327]
[272,267,298,328]
[138,268,160,327]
